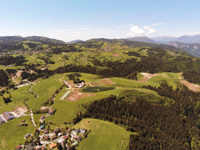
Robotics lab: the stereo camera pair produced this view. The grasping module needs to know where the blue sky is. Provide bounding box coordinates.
[0,0,200,41]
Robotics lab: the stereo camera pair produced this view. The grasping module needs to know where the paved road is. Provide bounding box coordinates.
[30,110,37,127]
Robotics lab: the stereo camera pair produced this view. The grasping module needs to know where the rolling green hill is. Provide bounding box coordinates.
[1,38,200,149]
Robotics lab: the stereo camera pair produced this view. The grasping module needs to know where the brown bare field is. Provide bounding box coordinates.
[65,92,95,101]
[12,106,28,116]
[89,82,101,87]
[73,88,80,92]
[180,81,200,92]
[139,73,158,83]
[113,54,120,57]
[99,78,115,85]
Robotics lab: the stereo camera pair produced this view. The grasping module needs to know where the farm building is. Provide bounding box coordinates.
[0,116,5,124]
[63,135,69,140]
[75,135,82,142]
[80,129,87,134]
[60,91,71,100]
[71,129,80,137]
[40,115,45,119]
[43,135,50,141]
[49,143,57,149]
[3,112,15,121]
[49,109,55,115]
[26,143,34,150]
[43,129,49,134]
[15,145,22,150]
[24,133,32,139]
[76,81,85,88]
[40,125,45,130]
[54,127,61,133]
[35,146,47,150]
[51,135,57,140]
[72,141,78,146]
[67,128,72,133]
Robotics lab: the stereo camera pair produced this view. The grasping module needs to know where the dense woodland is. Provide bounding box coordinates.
[1,38,200,84]
[2,38,200,149]
[0,70,9,86]
[17,48,200,84]
[73,83,200,150]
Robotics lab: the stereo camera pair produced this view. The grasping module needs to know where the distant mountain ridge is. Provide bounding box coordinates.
[175,35,200,44]
[127,34,200,57]
[169,41,200,57]
[0,36,66,45]
[127,34,200,44]
[67,39,83,44]
[127,36,156,43]
[1,34,200,57]
[152,36,177,44]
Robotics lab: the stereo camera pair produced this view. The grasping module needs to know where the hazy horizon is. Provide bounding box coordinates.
[0,0,200,41]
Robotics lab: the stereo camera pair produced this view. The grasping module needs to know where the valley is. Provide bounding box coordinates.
[0,38,200,149]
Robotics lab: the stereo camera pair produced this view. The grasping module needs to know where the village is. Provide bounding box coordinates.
[16,125,89,150]
[0,71,116,150]
[14,77,91,150]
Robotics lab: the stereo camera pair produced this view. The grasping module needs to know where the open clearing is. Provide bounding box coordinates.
[89,82,101,87]
[113,54,120,57]
[90,78,115,87]
[180,81,200,92]
[99,78,115,85]
[0,116,34,150]
[74,119,133,150]
[65,92,96,101]
[139,73,158,82]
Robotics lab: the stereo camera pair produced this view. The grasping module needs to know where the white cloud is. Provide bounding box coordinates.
[144,26,157,35]
[129,25,145,36]
[128,25,157,37]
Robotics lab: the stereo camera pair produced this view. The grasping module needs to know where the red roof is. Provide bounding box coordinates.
[16,145,22,149]
[67,129,72,132]
[63,136,69,140]
[49,143,57,148]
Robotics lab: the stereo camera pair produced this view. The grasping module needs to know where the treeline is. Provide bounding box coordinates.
[0,69,10,86]
[0,55,27,66]
[0,43,24,51]
[73,83,200,149]
[93,47,200,83]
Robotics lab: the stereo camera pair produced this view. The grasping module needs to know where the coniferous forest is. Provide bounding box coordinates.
[74,83,200,149]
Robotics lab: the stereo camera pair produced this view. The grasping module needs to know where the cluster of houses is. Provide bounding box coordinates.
[44,128,88,149]
[0,112,15,125]
[16,127,89,150]
[64,80,85,89]
[76,81,85,88]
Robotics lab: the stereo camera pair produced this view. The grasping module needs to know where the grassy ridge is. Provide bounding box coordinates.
[74,119,133,150]
[0,72,192,149]
[0,116,34,150]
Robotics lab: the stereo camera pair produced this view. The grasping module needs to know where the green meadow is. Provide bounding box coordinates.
[0,116,34,150]
[74,118,134,150]
[0,71,192,149]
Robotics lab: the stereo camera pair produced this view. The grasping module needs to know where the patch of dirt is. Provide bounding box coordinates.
[16,70,23,77]
[41,106,50,110]
[180,81,200,92]
[99,78,115,85]
[65,92,95,102]
[139,73,158,83]
[89,82,101,87]
[11,107,28,117]
[73,88,80,92]
[113,54,120,57]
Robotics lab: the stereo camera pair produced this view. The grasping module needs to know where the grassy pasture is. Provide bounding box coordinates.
[0,85,33,114]
[74,119,133,150]
[0,116,34,150]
